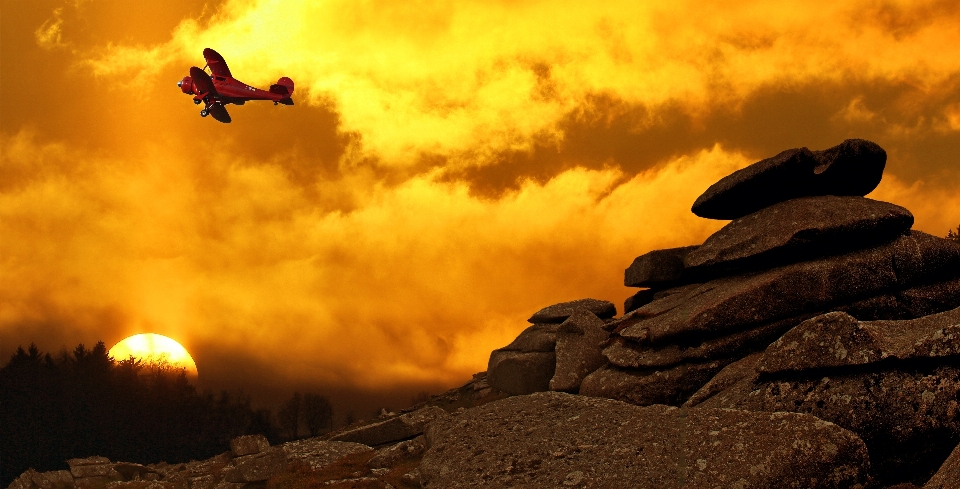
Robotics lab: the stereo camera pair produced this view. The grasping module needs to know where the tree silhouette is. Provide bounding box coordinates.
[0,341,279,487]
[277,391,303,439]
[948,225,960,242]
[302,393,333,436]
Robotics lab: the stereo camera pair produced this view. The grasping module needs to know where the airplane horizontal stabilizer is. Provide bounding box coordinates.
[270,77,295,96]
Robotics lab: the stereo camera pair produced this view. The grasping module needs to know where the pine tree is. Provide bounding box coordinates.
[948,225,960,242]
[302,393,333,436]
[277,391,302,439]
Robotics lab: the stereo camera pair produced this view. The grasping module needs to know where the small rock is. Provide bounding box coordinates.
[366,436,426,469]
[281,438,372,470]
[487,350,556,395]
[527,298,617,323]
[230,434,270,456]
[624,246,698,288]
[329,406,449,447]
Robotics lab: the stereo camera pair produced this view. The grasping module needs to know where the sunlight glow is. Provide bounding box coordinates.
[109,333,199,378]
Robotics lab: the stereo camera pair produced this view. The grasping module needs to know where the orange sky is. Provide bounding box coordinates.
[3,0,960,411]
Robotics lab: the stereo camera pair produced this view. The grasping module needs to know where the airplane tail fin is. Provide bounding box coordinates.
[270,77,294,102]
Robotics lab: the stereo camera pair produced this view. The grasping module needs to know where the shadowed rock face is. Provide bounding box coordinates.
[685,196,914,273]
[692,138,886,220]
[420,391,870,489]
[924,442,960,489]
[550,310,610,393]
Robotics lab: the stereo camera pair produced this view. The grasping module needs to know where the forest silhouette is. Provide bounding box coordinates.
[0,341,332,487]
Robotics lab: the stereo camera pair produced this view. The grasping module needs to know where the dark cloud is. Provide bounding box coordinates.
[443,77,960,198]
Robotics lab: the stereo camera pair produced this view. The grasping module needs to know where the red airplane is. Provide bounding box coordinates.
[177,48,293,123]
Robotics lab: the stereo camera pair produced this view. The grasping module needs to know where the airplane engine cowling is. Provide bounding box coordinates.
[179,76,194,94]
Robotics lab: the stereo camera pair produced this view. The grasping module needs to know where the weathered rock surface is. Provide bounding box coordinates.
[685,196,913,272]
[420,391,870,488]
[692,139,886,219]
[280,438,372,470]
[7,469,74,489]
[682,306,960,486]
[578,360,733,406]
[223,448,287,482]
[737,366,959,486]
[624,246,698,288]
[619,231,960,345]
[549,310,609,392]
[758,307,960,374]
[497,323,559,352]
[6,435,379,489]
[604,314,811,368]
[527,298,617,323]
[924,442,960,489]
[366,436,426,469]
[328,405,449,447]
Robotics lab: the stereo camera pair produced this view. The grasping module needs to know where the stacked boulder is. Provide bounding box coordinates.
[487,298,614,395]
[483,138,960,487]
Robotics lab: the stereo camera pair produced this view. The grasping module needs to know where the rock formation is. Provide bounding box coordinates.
[10,139,960,489]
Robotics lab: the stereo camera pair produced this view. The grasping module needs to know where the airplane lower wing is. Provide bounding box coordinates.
[208,104,231,123]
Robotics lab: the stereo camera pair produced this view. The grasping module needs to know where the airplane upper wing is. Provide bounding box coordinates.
[203,48,232,78]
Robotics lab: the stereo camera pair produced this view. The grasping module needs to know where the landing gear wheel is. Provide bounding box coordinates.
[194,99,202,105]
[200,109,209,117]
[274,101,278,106]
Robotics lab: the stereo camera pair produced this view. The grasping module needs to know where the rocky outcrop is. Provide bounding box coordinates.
[480,138,960,487]
[420,391,870,488]
[692,138,886,219]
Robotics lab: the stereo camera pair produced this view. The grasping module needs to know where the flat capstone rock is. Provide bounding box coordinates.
[692,139,886,220]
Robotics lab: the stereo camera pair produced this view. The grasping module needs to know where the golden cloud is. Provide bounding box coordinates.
[3,0,960,399]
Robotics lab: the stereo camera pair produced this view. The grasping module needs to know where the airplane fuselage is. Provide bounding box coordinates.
[206,75,286,105]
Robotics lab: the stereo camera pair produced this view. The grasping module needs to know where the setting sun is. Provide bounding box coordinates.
[109,333,199,379]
